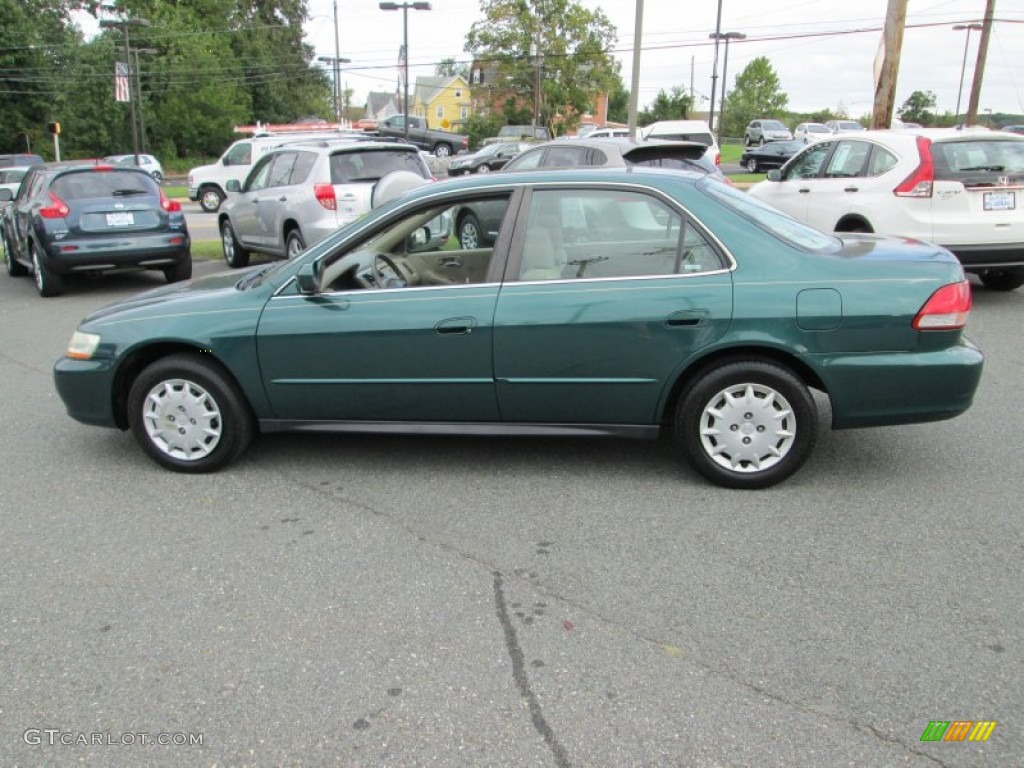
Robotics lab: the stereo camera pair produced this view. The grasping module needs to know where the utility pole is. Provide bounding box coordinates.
[333,0,342,123]
[965,0,996,127]
[870,0,907,129]
[708,0,723,133]
[627,0,643,139]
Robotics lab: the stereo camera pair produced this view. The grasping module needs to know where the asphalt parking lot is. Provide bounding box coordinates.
[0,261,1021,766]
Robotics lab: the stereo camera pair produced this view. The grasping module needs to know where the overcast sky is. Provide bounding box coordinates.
[305,0,1024,118]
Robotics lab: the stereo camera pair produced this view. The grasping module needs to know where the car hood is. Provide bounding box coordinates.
[81,267,262,325]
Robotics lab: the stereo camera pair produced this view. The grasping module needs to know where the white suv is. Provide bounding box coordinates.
[748,127,1024,290]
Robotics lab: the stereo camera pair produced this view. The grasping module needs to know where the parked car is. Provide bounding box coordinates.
[744,119,793,146]
[0,161,190,296]
[585,127,630,139]
[480,125,552,146]
[446,141,533,175]
[748,128,1024,290]
[104,153,165,183]
[0,166,30,202]
[739,140,804,173]
[218,138,450,266]
[794,122,831,144]
[824,120,866,135]
[53,167,983,488]
[1001,125,1024,136]
[454,137,728,249]
[0,153,44,168]
[375,114,469,157]
[639,120,720,166]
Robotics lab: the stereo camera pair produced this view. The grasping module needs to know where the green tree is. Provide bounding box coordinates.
[605,76,629,124]
[638,86,691,125]
[721,56,788,137]
[435,57,470,80]
[898,90,937,126]
[465,0,618,134]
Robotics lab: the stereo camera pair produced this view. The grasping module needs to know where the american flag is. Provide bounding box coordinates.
[115,61,131,103]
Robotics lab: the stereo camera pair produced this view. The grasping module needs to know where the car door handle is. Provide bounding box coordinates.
[666,310,706,327]
[844,186,859,193]
[438,256,462,268]
[435,316,476,335]
[278,196,287,202]
[799,187,811,194]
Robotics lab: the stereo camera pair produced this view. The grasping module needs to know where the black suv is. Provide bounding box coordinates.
[0,161,191,296]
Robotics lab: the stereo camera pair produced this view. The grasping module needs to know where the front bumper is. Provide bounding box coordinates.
[54,356,120,428]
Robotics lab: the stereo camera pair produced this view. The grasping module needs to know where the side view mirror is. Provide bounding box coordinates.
[405,226,433,253]
[766,169,782,182]
[296,262,319,295]
[226,179,241,192]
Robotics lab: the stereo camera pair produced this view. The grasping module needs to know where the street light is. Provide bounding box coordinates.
[318,55,351,123]
[709,31,745,143]
[99,15,151,164]
[379,1,431,141]
[953,23,983,124]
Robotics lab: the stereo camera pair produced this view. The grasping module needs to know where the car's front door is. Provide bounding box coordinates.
[493,186,734,424]
[256,192,521,422]
[761,140,834,220]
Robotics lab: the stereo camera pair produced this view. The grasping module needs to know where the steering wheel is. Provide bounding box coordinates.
[356,252,409,289]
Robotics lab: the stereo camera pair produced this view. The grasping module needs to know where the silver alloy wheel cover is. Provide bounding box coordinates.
[222,224,234,262]
[287,234,304,259]
[141,377,223,461]
[476,164,490,173]
[201,189,221,210]
[746,159,757,172]
[698,382,796,473]
[32,249,43,291]
[460,221,479,249]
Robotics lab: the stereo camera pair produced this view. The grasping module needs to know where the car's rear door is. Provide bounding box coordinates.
[493,185,733,425]
[231,155,277,248]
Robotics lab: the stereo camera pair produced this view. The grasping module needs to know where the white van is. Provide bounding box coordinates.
[188,131,350,213]
[639,120,720,166]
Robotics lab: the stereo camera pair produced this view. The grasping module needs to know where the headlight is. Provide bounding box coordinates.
[66,331,101,360]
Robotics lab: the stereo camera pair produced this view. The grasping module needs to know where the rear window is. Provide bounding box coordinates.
[931,139,1024,183]
[51,169,154,200]
[649,131,714,147]
[330,149,428,183]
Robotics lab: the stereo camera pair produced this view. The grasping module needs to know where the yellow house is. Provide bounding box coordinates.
[411,75,472,130]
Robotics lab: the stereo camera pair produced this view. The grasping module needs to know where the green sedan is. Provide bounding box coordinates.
[54,168,983,488]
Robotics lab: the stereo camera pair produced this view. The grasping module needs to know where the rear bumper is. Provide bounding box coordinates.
[943,242,1024,270]
[41,234,191,275]
[814,340,984,429]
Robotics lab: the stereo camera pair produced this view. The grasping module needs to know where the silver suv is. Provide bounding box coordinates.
[218,138,449,267]
[744,119,793,146]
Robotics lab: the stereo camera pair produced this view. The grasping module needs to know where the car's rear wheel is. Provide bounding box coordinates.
[221,220,250,268]
[458,213,482,249]
[163,257,193,283]
[3,229,27,276]
[199,186,224,213]
[31,244,62,297]
[151,171,163,184]
[978,268,1024,292]
[285,229,305,260]
[127,354,255,473]
[745,158,760,173]
[675,361,817,489]
[433,143,452,158]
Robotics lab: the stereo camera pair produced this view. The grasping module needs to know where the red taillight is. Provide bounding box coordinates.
[160,189,181,212]
[314,183,336,210]
[39,191,70,218]
[714,151,721,167]
[91,165,116,172]
[894,135,934,198]
[912,281,972,330]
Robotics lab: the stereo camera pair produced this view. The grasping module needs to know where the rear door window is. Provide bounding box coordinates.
[289,151,317,184]
[268,152,298,187]
[824,141,871,178]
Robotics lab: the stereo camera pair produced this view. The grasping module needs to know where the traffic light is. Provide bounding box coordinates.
[47,121,61,135]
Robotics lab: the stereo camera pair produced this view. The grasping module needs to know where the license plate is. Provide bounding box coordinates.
[106,212,134,226]
[983,191,1015,211]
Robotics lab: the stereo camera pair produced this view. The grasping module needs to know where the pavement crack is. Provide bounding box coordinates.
[493,571,571,768]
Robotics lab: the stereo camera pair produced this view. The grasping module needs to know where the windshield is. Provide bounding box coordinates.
[700,178,840,252]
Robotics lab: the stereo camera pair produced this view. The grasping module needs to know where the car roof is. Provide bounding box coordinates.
[267,138,421,153]
[429,166,707,198]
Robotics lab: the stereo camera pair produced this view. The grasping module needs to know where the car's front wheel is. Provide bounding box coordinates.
[745,158,760,172]
[31,244,62,297]
[458,213,482,249]
[127,354,255,473]
[199,186,224,213]
[476,164,491,173]
[978,268,1024,292]
[675,361,817,489]
[221,220,250,268]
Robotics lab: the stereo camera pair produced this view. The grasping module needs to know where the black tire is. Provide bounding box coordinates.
[476,164,491,173]
[3,228,28,277]
[221,219,250,268]
[745,158,760,173]
[285,229,305,260]
[151,171,163,184]
[163,257,193,283]
[199,186,224,213]
[756,136,765,147]
[744,136,752,147]
[458,213,483,249]
[978,269,1024,292]
[31,243,62,297]
[127,353,255,473]
[675,361,817,489]
[433,143,452,158]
